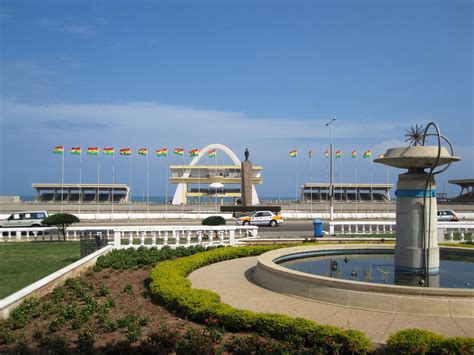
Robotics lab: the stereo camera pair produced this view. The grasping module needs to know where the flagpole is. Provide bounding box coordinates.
[112,151,115,219]
[355,153,358,215]
[61,147,64,213]
[97,148,100,216]
[310,151,313,215]
[79,149,82,216]
[129,152,132,217]
[325,150,328,205]
[295,152,298,214]
[340,153,343,214]
[146,152,150,215]
[165,154,169,215]
[215,152,218,212]
[370,155,373,215]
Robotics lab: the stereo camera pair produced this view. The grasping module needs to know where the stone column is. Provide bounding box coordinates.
[395,171,439,275]
[241,161,253,206]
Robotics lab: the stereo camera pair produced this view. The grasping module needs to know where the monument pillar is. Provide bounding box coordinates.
[395,170,439,275]
[241,161,253,206]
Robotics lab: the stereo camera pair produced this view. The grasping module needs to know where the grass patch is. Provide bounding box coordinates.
[0,242,80,299]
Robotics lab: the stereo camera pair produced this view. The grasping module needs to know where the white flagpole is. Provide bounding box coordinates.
[111,151,115,219]
[198,154,201,217]
[165,154,168,214]
[97,148,101,216]
[370,155,373,215]
[325,151,329,205]
[340,153,343,213]
[310,151,313,215]
[215,152,218,212]
[129,152,132,217]
[61,147,64,213]
[146,151,150,215]
[295,152,298,214]
[355,153,358,215]
[79,149,82,215]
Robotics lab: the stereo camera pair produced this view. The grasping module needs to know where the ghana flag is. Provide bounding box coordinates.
[138,148,148,156]
[189,148,199,157]
[70,147,81,155]
[208,149,216,158]
[87,147,99,155]
[308,149,312,158]
[156,148,168,156]
[363,150,372,158]
[324,149,329,158]
[351,150,357,158]
[120,148,131,156]
[335,150,342,158]
[53,146,64,154]
[173,148,184,156]
[103,147,114,155]
[289,150,297,158]
[378,153,385,158]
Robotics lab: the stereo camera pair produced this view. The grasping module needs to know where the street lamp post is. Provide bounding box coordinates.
[325,117,336,221]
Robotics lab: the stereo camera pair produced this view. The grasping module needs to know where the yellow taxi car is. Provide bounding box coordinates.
[235,211,284,227]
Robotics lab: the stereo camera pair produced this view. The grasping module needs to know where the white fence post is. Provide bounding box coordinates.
[229,230,235,246]
[114,231,121,248]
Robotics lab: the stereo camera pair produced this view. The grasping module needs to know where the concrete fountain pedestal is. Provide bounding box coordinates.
[374,146,460,279]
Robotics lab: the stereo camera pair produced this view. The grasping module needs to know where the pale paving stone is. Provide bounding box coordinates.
[188,256,473,344]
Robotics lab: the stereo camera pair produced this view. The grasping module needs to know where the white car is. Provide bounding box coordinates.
[437,210,458,222]
[235,211,284,227]
[0,211,49,228]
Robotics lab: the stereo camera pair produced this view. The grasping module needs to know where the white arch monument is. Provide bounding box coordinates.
[171,143,260,205]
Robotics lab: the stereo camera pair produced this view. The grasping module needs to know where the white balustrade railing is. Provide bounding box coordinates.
[437,223,474,243]
[328,220,474,242]
[328,221,396,236]
[0,225,258,247]
[111,225,258,249]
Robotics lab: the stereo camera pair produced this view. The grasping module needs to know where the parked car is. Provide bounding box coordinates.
[234,211,284,227]
[0,211,49,228]
[437,210,458,222]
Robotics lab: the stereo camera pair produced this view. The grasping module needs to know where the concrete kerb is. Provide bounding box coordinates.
[0,245,114,320]
[253,244,474,317]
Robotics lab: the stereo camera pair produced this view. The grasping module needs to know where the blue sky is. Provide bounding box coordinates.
[1,0,472,198]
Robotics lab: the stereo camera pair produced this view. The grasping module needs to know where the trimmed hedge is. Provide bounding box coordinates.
[386,328,474,354]
[149,246,372,354]
[201,216,226,226]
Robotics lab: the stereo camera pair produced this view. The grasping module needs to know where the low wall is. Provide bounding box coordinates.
[253,244,474,317]
[0,245,113,320]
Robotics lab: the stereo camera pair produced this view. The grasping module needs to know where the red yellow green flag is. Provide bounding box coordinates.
[351,150,357,158]
[120,148,131,156]
[156,148,168,156]
[289,150,297,158]
[53,146,64,154]
[208,149,216,158]
[335,150,342,158]
[363,150,372,158]
[103,147,114,155]
[138,148,148,156]
[189,148,199,157]
[378,153,385,158]
[87,147,99,155]
[173,148,184,156]
[324,149,329,158]
[308,149,312,158]
[70,147,81,155]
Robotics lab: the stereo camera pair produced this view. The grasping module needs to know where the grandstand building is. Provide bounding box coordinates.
[32,183,130,203]
[449,179,474,203]
[301,183,393,202]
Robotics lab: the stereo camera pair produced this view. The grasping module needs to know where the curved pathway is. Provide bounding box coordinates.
[188,257,473,344]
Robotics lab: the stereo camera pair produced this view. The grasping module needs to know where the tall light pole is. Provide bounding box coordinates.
[326,117,336,221]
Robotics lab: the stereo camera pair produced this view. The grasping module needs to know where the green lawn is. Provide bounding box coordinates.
[0,241,80,299]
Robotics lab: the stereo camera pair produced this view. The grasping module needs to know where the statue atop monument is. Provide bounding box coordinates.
[244,148,249,162]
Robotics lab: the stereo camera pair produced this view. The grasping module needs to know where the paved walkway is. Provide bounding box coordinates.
[188,257,474,344]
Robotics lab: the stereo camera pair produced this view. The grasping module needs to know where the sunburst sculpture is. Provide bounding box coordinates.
[404,124,425,146]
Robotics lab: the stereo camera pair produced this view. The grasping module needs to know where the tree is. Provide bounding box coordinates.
[42,213,80,241]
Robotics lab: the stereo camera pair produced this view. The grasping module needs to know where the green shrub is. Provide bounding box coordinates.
[149,246,372,354]
[94,245,211,271]
[387,328,474,354]
[201,216,226,226]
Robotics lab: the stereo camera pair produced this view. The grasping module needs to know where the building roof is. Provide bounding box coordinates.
[32,183,129,189]
[448,179,474,187]
[170,165,262,170]
[303,183,393,189]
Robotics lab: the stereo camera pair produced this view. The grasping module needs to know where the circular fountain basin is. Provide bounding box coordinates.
[373,146,460,169]
[253,245,474,317]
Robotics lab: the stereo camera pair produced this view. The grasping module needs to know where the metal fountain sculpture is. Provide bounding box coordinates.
[375,123,461,286]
